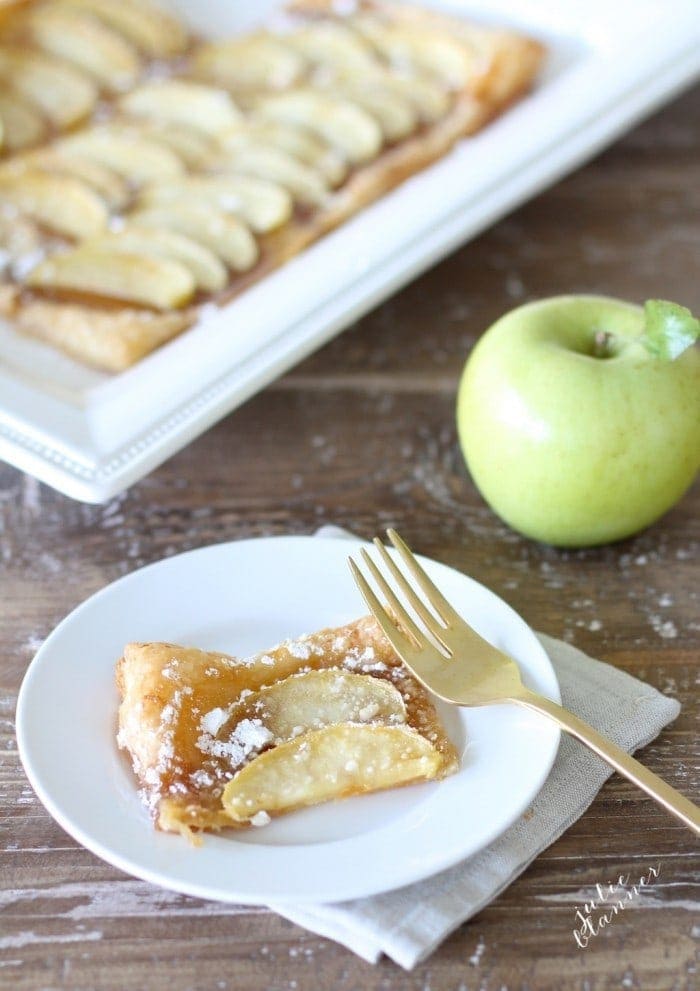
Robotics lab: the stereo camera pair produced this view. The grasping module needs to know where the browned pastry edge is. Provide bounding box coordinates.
[0,3,545,372]
[0,284,196,369]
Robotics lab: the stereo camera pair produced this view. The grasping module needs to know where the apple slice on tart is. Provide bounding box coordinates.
[88,226,228,294]
[205,142,331,208]
[18,4,142,93]
[0,168,109,238]
[217,668,407,740]
[129,203,259,273]
[280,19,378,73]
[116,616,459,837]
[17,149,130,210]
[222,122,349,188]
[256,89,384,165]
[57,127,186,184]
[26,246,196,309]
[123,120,217,169]
[0,47,97,129]
[222,724,443,824]
[119,80,244,136]
[0,88,47,152]
[189,34,306,94]
[56,0,189,59]
[137,174,294,234]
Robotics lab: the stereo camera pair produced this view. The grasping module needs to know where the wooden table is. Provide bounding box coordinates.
[2,84,698,991]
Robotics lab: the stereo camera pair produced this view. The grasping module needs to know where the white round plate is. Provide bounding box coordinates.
[17,535,560,904]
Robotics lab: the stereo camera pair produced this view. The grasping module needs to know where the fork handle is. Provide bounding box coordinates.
[513,689,700,835]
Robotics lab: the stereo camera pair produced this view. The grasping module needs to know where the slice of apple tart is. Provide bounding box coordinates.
[116,615,458,838]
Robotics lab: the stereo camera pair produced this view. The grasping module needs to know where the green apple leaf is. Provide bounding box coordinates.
[641,299,700,360]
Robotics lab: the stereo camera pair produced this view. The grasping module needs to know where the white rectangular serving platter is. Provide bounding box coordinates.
[0,0,698,502]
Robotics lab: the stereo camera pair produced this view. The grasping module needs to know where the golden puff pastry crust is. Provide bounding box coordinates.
[0,283,195,371]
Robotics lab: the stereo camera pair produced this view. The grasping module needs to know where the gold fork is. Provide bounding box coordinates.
[349,529,700,835]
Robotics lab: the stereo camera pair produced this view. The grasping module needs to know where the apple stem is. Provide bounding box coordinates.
[592,330,614,359]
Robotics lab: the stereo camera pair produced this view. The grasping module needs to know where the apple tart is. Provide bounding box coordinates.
[116,615,459,838]
[0,0,544,371]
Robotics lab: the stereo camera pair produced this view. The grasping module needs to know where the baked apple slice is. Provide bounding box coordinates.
[119,80,243,136]
[129,203,259,272]
[353,15,478,89]
[222,724,443,823]
[191,34,305,92]
[22,5,141,92]
[89,227,228,293]
[0,89,46,152]
[219,669,407,744]
[225,121,348,186]
[139,175,293,233]
[58,128,184,183]
[0,209,44,270]
[22,150,129,210]
[0,169,107,238]
[283,20,377,71]
[57,0,188,58]
[366,68,451,125]
[207,144,329,207]
[324,77,418,142]
[26,247,195,309]
[126,121,217,168]
[0,48,96,129]
[257,89,383,165]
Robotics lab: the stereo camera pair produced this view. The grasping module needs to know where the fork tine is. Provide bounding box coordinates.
[348,557,414,656]
[359,548,427,650]
[386,528,462,628]
[372,537,453,655]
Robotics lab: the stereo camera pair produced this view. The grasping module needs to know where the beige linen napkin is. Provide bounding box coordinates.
[270,526,681,969]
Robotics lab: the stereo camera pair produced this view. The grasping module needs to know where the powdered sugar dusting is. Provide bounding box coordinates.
[200,707,228,736]
[232,718,274,753]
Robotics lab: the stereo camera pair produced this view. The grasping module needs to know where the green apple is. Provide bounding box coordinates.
[456,295,700,547]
